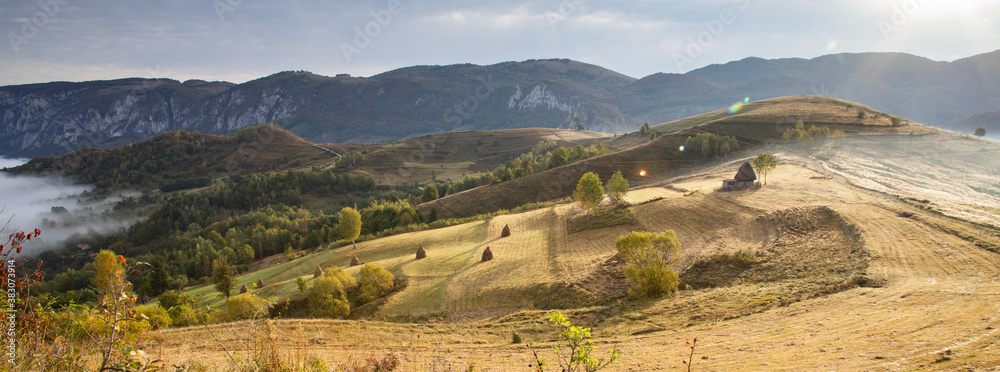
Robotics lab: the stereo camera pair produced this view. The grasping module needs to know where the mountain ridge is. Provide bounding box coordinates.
[3,51,1000,158]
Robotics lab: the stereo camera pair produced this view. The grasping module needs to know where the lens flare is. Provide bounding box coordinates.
[639,170,647,176]
[728,102,743,114]
[679,145,685,152]
[743,97,750,104]
[827,40,838,51]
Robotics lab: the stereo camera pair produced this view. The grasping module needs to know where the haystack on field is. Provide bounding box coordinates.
[151,97,1000,370]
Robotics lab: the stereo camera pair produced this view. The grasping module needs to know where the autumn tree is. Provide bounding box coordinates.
[421,184,439,203]
[752,153,778,185]
[574,172,604,219]
[615,231,681,299]
[339,207,362,249]
[606,170,629,203]
[212,258,236,300]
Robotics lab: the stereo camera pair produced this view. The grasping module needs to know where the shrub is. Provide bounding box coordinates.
[975,127,987,137]
[158,290,197,310]
[168,304,202,327]
[324,266,358,292]
[356,263,395,304]
[308,276,350,318]
[135,304,172,330]
[296,277,307,295]
[536,312,620,372]
[616,231,682,299]
[226,293,270,320]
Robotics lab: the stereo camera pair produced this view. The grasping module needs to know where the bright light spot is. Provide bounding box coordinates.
[743,97,750,104]
[679,146,685,152]
[728,102,743,115]
[826,40,838,51]
[639,170,647,177]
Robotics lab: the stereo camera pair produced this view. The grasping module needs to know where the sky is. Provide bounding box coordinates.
[1,0,999,85]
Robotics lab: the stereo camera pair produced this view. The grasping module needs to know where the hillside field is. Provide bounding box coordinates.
[155,127,1000,369]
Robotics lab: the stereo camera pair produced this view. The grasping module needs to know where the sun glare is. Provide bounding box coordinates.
[639,170,647,176]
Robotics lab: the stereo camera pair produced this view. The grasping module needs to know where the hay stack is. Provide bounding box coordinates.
[239,284,249,294]
[313,265,324,278]
[256,278,266,288]
[482,246,493,262]
[501,224,511,237]
[416,244,427,259]
[350,256,361,266]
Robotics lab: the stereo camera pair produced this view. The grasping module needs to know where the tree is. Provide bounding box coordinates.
[236,244,255,264]
[308,276,350,318]
[149,260,170,297]
[891,116,903,126]
[296,277,307,294]
[356,263,395,304]
[421,184,439,203]
[426,207,438,223]
[573,116,584,131]
[640,122,651,135]
[212,258,236,300]
[339,207,362,249]
[975,127,987,137]
[615,231,681,299]
[752,153,778,185]
[574,172,604,219]
[606,170,629,203]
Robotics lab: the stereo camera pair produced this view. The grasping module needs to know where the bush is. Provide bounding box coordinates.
[168,304,202,327]
[616,231,682,299]
[296,277,307,295]
[158,290,197,310]
[356,263,395,304]
[135,304,172,330]
[623,259,679,299]
[226,293,270,320]
[324,266,358,292]
[308,276,350,318]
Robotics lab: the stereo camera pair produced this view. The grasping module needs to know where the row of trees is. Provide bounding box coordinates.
[782,120,845,142]
[442,140,610,196]
[684,133,741,158]
[573,170,630,218]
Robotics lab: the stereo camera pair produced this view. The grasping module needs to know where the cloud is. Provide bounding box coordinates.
[0,0,998,85]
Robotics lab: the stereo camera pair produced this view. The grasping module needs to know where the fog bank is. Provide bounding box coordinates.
[0,157,138,256]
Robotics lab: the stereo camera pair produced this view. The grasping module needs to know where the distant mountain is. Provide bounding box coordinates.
[3,51,1000,157]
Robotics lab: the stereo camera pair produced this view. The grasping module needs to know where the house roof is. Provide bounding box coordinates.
[734,162,757,182]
